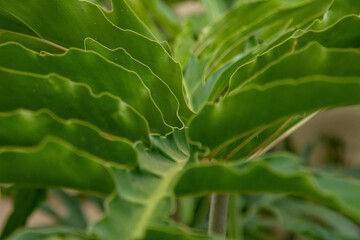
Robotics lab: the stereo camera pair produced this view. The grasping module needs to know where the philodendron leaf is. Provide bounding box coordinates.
[0,0,193,120]
[185,4,360,113]
[0,29,65,54]
[0,110,137,167]
[0,0,148,50]
[0,139,114,196]
[175,153,360,224]
[194,0,281,57]
[0,43,171,134]
[226,17,360,93]
[93,129,190,240]
[231,43,360,91]
[189,73,360,154]
[200,0,333,78]
[0,66,149,143]
[213,115,311,161]
[139,0,181,39]
[84,38,183,129]
[97,0,156,40]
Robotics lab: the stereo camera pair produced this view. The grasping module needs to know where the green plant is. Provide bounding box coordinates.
[0,0,360,239]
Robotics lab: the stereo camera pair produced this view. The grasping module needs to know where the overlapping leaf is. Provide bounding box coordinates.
[84,39,183,129]
[185,1,360,112]
[94,129,190,240]
[175,153,360,224]
[188,40,360,155]
[189,74,360,153]
[0,0,192,120]
[196,0,333,77]
[0,139,114,195]
[0,187,46,239]
[0,110,136,166]
[0,66,149,142]
[5,226,94,240]
[0,43,172,134]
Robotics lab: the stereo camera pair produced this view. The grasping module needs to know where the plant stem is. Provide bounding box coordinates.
[208,193,230,237]
[228,194,238,239]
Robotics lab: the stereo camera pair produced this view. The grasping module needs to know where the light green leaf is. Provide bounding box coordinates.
[93,129,190,240]
[184,0,344,112]
[0,139,114,196]
[224,13,360,85]
[311,0,360,29]
[0,66,149,143]
[204,0,331,79]
[0,43,171,134]
[84,38,183,129]
[125,0,164,39]
[0,110,136,167]
[201,0,333,78]
[0,29,65,53]
[231,43,360,92]
[175,153,360,223]
[213,115,309,161]
[140,0,181,39]
[189,54,360,153]
[173,23,195,68]
[101,0,156,39]
[0,0,192,120]
[195,14,360,113]
[195,0,281,57]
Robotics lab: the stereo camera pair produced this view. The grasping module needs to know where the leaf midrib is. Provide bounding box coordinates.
[132,161,186,239]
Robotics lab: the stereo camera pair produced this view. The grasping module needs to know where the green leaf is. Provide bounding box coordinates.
[184,0,360,113]
[194,0,281,57]
[0,66,149,143]
[218,13,360,91]
[311,0,360,30]
[0,0,192,120]
[0,187,46,239]
[0,0,144,50]
[140,0,181,39]
[184,0,341,112]
[185,14,360,115]
[125,0,164,40]
[0,43,170,134]
[189,51,360,153]
[0,139,114,195]
[231,43,360,92]
[213,115,310,161]
[46,190,88,229]
[144,224,221,240]
[84,38,183,129]
[175,153,360,224]
[0,110,137,167]
[271,198,360,240]
[5,226,94,240]
[173,23,195,68]
[201,0,228,21]
[93,129,190,240]
[0,29,65,53]
[100,0,156,40]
